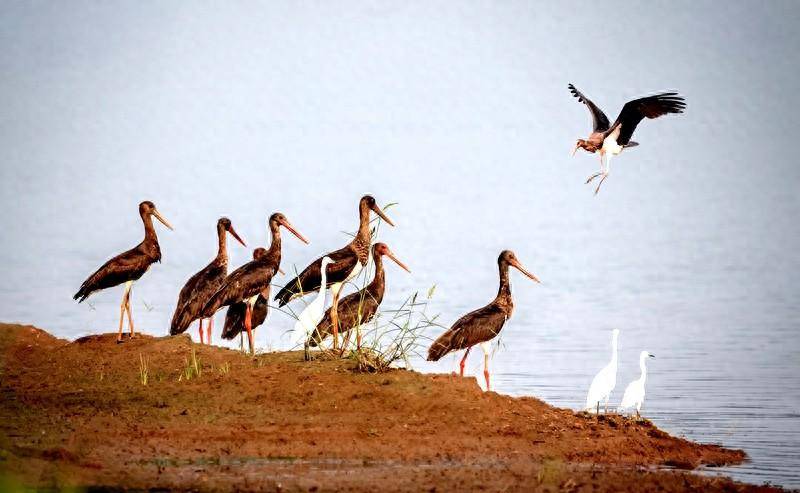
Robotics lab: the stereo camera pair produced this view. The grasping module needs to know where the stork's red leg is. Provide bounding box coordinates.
[459,347,472,377]
[207,317,213,345]
[483,351,491,391]
[244,303,254,355]
[198,319,204,344]
[331,288,341,352]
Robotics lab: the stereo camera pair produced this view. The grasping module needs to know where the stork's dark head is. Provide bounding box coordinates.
[360,194,395,227]
[372,242,411,272]
[572,139,599,156]
[218,217,246,247]
[253,247,268,260]
[269,212,309,244]
[499,250,540,283]
[139,201,173,230]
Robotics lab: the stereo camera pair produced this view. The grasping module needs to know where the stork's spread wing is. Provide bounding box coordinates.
[274,247,358,306]
[73,246,151,302]
[611,92,685,145]
[307,288,380,347]
[568,84,611,132]
[427,303,507,361]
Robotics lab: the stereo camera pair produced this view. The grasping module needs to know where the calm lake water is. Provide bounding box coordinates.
[2,1,800,488]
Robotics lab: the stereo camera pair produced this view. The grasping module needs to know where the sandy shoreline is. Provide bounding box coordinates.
[0,323,783,492]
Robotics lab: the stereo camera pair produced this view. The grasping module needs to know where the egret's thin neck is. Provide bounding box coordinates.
[610,335,618,365]
[319,263,328,294]
[639,356,648,382]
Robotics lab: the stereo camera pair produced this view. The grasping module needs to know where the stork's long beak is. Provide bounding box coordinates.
[371,204,395,227]
[510,258,540,283]
[279,219,309,244]
[385,250,410,273]
[649,354,656,358]
[278,268,285,275]
[152,209,174,230]
[571,143,580,157]
[227,226,247,247]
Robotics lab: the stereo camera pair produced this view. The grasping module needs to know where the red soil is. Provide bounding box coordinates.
[0,323,783,492]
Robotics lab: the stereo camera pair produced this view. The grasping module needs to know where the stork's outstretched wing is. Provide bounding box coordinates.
[568,84,611,132]
[611,92,686,145]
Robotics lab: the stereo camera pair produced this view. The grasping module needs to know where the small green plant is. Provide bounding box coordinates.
[182,348,202,381]
[217,362,231,375]
[139,353,149,386]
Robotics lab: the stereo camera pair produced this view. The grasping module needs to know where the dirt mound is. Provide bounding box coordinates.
[0,323,780,492]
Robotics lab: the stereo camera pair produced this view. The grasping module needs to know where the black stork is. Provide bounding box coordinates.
[307,242,410,354]
[568,83,686,194]
[201,213,308,354]
[274,195,394,350]
[427,250,539,391]
[73,201,173,343]
[169,217,247,344]
[220,248,270,345]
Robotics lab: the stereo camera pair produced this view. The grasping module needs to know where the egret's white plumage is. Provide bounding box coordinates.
[619,351,655,416]
[585,328,620,413]
[290,257,334,345]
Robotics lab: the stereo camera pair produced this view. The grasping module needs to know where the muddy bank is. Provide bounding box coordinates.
[0,323,780,492]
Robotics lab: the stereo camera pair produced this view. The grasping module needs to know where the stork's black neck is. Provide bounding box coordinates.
[265,220,282,268]
[495,259,513,309]
[140,212,161,260]
[351,202,372,264]
[366,253,386,304]
[216,223,228,263]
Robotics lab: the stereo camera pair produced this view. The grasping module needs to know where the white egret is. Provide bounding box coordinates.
[619,351,655,417]
[290,256,334,357]
[585,328,620,414]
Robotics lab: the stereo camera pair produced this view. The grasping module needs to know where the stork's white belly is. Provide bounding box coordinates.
[602,126,624,155]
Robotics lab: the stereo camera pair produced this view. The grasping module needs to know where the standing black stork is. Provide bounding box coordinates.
[307,243,410,355]
[274,195,394,350]
[169,217,247,344]
[568,84,686,194]
[427,250,540,391]
[201,213,308,354]
[73,201,173,343]
[220,248,270,345]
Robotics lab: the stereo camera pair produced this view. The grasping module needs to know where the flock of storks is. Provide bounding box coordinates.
[73,85,685,414]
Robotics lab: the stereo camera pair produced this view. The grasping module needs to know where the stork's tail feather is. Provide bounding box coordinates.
[73,286,91,303]
[426,336,452,362]
[274,285,295,307]
[169,308,193,336]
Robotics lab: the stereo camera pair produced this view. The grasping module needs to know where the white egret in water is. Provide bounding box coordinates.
[585,328,620,413]
[619,350,655,417]
[291,256,334,358]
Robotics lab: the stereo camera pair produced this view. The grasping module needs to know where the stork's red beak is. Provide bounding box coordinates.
[385,249,410,273]
[510,258,540,283]
[371,204,395,227]
[152,209,174,230]
[279,218,309,244]
[227,226,246,247]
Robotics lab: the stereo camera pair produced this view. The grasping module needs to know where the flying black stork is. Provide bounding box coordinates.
[201,213,308,354]
[307,243,409,355]
[169,217,247,344]
[73,201,173,343]
[427,250,539,391]
[220,248,270,346]
[568,83,686,194]
[274,195,394,350]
